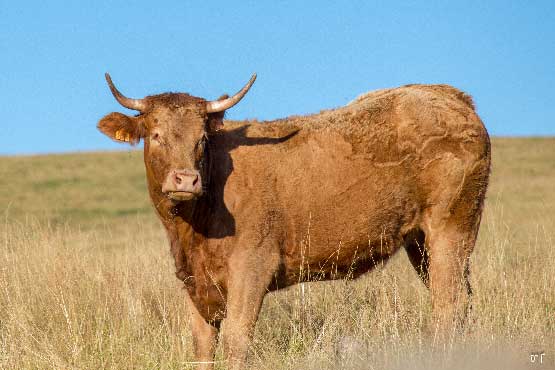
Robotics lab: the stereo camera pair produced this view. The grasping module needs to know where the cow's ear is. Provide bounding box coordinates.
[97,112,145,145]
[206,94,228,133]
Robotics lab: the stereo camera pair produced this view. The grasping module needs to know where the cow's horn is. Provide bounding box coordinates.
[206,73,257,113]
[105,73,147,112]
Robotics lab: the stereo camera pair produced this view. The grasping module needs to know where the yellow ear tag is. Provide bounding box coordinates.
[115,129,130,142]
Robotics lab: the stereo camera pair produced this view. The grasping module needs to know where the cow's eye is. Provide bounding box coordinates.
[152,133,160,141]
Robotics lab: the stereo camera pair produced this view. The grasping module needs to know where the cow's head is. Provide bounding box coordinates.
[98,73,256,202]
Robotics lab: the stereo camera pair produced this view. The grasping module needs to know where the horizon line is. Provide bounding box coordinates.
[2,135,554,158]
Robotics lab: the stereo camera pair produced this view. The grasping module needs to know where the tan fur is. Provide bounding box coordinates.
[98,82,491,370]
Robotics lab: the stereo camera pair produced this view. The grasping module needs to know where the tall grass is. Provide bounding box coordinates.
[1,138,554,369]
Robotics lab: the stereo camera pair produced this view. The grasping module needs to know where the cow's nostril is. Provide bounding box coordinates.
[192,175,198,186]
[175,175,182,185]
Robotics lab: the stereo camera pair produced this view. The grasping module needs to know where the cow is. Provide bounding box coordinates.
[97,73,491,370]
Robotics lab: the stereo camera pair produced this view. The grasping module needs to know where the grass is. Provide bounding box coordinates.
[1,138,554,369]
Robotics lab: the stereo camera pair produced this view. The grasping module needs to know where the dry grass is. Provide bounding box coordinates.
[1,138,554,369]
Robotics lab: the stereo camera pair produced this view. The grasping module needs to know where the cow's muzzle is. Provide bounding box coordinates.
[161,169,202,201]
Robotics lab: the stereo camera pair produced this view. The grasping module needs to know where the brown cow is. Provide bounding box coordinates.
[97,73,490,370]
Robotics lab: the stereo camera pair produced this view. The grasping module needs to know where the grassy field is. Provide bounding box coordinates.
[1,138,554,369]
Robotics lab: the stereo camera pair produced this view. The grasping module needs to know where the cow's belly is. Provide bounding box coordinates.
[279,164,419,285]
[280,200,410,284]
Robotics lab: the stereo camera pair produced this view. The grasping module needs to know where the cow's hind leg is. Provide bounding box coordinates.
[421,155,489,335]
[422,211,479,336]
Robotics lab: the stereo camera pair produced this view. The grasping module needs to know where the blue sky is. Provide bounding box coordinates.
[1,1,554,155]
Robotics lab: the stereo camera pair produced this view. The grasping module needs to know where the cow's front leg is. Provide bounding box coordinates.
[223,243,280,370]
[184,292,220,370]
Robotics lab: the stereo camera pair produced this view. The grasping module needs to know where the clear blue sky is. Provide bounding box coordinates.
[1,1,554,155]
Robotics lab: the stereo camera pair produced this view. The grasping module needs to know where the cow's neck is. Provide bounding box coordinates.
[176,197,212,233]
[151,190,212,236]
[149,189,213,281]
